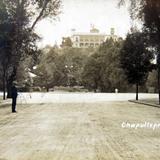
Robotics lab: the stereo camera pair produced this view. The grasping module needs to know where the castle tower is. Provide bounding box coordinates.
[110,28,115,36]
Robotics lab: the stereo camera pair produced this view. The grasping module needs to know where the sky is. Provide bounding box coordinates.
[35,0,131,48]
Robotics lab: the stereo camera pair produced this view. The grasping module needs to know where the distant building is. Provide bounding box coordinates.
[70,27,119,48]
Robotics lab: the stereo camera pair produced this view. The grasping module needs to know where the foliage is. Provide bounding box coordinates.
[82,39,129,92]
[33,48,60,91]
[82,53,102,92]
[146,70,158,93]
[119,0,160,101]
[120,32,153,99]
[0,0,61,97]
[60,37,72,48]
[119,0,160,48]
[56,47,88,86]
[32,46,88,90]
[0,1,13,98]
[120,32,153,84]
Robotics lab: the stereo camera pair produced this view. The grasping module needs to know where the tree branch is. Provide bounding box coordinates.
[31,0,49,30]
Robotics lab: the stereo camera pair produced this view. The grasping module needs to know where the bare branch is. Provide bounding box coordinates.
[30,0,61,30]
[31,0,49,30]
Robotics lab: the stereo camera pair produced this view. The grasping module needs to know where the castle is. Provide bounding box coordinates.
[70,27,119,48]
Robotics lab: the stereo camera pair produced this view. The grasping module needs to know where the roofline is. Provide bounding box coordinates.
[71,33,115,36]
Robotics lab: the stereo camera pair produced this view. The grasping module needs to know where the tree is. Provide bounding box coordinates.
[82,53,102,92]
[119,0,160,52]
[0,0,61,98]
[141,0,160,103]
[56,47,88,86]
[120,32,153,100]
[34,48,61,91]
[0,0,13,99]
[82,39,129,92]
[119,0,160,102]
[60,37,73,48]
[15,51,42,91]
[100,39,129,92]
[146,70,158,93]
[33,46,94,90]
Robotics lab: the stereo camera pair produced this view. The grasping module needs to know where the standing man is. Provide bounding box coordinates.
[11,82,18,113]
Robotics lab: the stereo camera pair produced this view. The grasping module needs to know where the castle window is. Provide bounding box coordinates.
[76,37,79,42]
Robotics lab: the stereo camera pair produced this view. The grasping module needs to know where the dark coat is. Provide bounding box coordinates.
[11,86,18,98]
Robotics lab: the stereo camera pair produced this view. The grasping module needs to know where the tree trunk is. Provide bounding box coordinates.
[31,0,49,30]
[157,53,160,104]
[136,83,139,101]
[7,67,17,98]
[7,81,12,98]
[158,66,160,104]
[94,79,98,93]
[2,67,6,100]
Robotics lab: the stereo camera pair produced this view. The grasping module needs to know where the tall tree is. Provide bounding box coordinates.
[82,39,129,93]
[0,0,61,97]
[34,48,61,91]
[120,32,153,100]
[98,39,128,92]
[119,0,160,102]
[82,53,102,92]
[0,0,13,99]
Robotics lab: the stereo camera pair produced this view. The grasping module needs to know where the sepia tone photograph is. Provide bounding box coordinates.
[0,0,160,159]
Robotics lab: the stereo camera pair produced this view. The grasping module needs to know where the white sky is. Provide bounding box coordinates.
[35,0,131,48]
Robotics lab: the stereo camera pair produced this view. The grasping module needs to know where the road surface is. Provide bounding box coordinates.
[16,92,158,103]
[0,100,160,159]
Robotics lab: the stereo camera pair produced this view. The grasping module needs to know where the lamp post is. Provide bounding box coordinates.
[65,65,73,87]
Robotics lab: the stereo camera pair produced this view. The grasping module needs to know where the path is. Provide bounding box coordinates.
[0,101,160,159]
[15,92,158,103]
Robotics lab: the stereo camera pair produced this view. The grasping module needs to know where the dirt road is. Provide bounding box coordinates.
[0,102,160,159]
